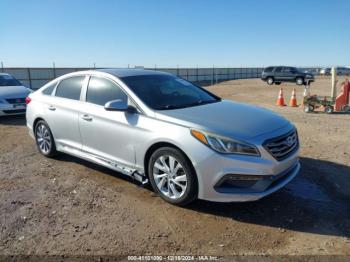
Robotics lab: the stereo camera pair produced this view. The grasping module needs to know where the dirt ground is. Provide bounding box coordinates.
[0,76,349,258]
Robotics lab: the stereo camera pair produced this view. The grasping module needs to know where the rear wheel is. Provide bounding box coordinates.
[148,147,197,206]
[35,120,57,157]
[296,77,304,85]
[267,77,274,85]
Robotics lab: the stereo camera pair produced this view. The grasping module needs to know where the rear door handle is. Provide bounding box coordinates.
[48,105,56,111]
[81,114,93,121]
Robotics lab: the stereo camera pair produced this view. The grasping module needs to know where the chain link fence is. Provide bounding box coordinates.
[0,66,320,90]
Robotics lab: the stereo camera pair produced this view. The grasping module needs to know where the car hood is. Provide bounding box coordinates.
[155,100,291,141]
[0,85,31,98]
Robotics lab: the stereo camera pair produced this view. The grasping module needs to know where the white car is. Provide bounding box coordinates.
[0,73,32,116]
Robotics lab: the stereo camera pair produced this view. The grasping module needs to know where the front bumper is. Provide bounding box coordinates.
[192,126,300,202]
[0,103,26,116]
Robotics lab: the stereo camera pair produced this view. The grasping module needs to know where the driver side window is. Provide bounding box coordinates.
[86,77,128,106]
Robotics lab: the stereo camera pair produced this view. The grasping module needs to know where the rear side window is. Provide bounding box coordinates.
[55,76,85,100]
[0,74,22,86]
[86,77,127,106]
[275,67,283,73]
[264,67,274,73]
[42,81,57,95]
[283,67,294,73]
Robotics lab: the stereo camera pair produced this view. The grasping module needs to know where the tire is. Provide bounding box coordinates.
[342,105,350,112]
[267,77,274,85]
[35,120,57,157]
[324,106,334,114]
[275,82,281,85]
[304,105,314,113]
[296,77,304,86]
[148,147,198,206]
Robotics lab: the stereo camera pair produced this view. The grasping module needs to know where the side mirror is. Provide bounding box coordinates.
[104,99,128,111]
[104,99,137,114]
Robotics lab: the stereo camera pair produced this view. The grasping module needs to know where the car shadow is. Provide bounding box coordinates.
[0,115,26,126]
[54,154,350,238]
[185,157,350,238]
[54,153,145,186]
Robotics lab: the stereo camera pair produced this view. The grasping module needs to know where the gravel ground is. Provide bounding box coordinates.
[0,76,349,258]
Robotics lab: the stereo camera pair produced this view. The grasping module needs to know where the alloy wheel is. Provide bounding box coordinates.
[296,78,304,85]
[36,124,52,154]
[153,155,187,199]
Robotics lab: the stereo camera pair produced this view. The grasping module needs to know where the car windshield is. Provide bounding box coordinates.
[121,74,220,110]
[0,75,22,87]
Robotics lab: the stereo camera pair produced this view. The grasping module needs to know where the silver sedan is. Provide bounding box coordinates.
[26,69,300,205]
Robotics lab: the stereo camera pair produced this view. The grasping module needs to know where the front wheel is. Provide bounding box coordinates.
[304,105,314,113]
[148,147,198,206]
[267,77,274,85]
[35,120,57,157]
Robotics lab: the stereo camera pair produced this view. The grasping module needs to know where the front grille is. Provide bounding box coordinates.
[5,98,26,104]
[3,109,26,114]
[264,130,299,161]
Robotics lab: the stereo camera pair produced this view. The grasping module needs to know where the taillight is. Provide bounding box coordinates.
[25,97,31,104]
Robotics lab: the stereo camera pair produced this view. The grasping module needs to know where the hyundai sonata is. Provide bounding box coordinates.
[26,69,300,205]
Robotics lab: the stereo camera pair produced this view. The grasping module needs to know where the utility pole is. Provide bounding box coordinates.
[1,61,4,72]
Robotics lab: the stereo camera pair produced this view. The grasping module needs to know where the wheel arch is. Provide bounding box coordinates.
[33,117,45,131]
[143,142,198,182]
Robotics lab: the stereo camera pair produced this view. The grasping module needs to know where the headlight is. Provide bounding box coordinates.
[190,129,260,156]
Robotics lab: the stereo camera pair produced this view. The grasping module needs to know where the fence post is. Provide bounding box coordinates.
[177,65,179,76]
[196,65,199,83]
[53,62,56,78]
[27,68,32,89]
[212,65,214,85]
[1,61,4,72]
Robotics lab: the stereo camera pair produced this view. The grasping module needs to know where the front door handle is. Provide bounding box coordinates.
[81,114,93,121]
[48,105,56,111]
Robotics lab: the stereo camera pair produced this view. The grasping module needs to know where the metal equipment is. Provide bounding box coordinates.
[303,67,350,113]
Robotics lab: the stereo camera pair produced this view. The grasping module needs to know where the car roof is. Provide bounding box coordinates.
[0,73,10,76]
[97,68,171,78]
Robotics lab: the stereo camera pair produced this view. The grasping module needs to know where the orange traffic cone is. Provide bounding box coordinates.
[276,88,286,106]
[289,88,298,107]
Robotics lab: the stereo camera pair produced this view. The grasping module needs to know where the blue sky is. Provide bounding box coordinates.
[1,0,350,67]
